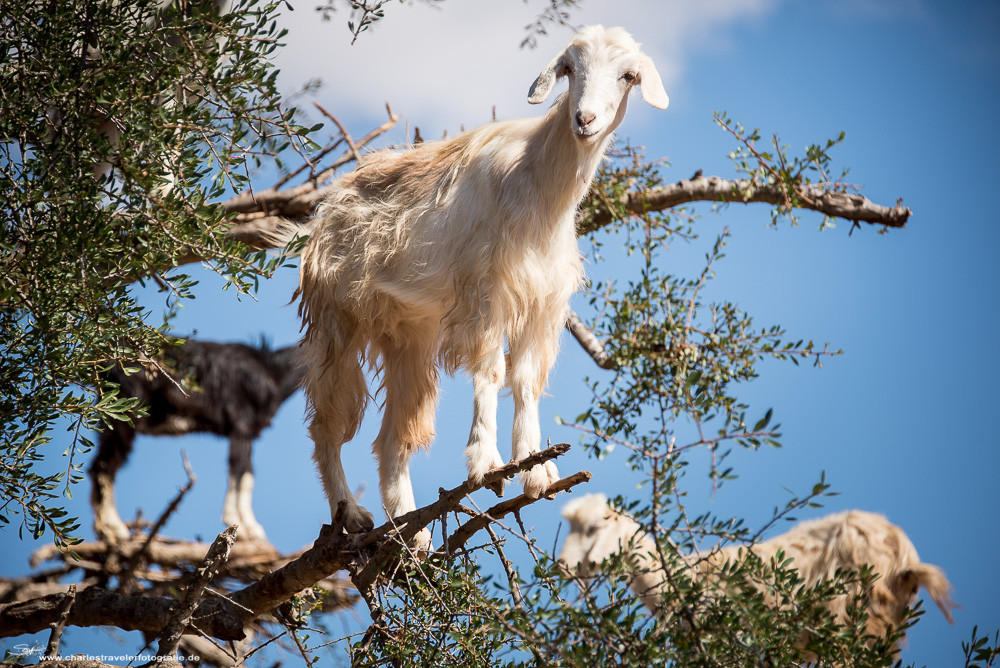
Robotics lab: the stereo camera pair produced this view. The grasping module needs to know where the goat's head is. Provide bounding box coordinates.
[559,493,640,575]
[528,26,668,144]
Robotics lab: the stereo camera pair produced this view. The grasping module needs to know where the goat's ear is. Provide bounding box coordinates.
[637,53,669,109]
[528,52,565,104]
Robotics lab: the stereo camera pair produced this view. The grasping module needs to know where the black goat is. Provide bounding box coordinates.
[90,339,304,543]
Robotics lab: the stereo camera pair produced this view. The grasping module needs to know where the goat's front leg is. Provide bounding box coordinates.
[223,434,267,541]
[465,343,507,496]
[508,323,561,498]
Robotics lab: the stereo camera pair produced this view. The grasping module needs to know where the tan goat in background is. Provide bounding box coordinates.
[560,493,954,652]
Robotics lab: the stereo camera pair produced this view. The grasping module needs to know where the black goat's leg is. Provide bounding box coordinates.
[89,422,136,544]
[223,434,267,541]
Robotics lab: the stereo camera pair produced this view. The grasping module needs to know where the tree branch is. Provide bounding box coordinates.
[157,526,238,659]
[43,583,75,660]
[2,445,583,643]
[31,537,280,571]
[444,471,591,554]
[577,173,910,235]
[0,585,247,641]
[566,310,614,370]
[201,171,910,262]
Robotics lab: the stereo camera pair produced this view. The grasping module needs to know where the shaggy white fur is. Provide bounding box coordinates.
[278,26,667,550]
[560,493,954,652]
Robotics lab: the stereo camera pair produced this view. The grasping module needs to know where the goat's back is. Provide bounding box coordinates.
[301,110,584,370]
[106,340,301,438]
[721,510,954,635]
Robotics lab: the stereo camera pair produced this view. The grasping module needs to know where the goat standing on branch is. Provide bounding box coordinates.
[560,494,954,654]
[268,26,668,550]
[91,339,304,544]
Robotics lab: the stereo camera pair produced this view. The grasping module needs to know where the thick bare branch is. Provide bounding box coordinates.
[0,585,247,641]
[566,310,614,370]
[31,537,280,570]
[578,173,911,234]
[211,172,909,258]
[170,162,907,278]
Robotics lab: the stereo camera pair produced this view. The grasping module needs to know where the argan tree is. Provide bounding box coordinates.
[1,2,997,667]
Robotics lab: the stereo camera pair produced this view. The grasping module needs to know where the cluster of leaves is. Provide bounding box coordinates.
[0,0,307,544]
[520,0,583,50]
[714,110,854,230]
[573,143,839,485]
[341,508,927,667]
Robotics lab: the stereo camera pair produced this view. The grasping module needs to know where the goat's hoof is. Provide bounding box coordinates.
[521,460,560,499]
[466,447,505,490]
[341,504,376,533]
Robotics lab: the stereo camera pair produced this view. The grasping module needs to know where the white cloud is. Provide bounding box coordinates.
[272,0,780,138]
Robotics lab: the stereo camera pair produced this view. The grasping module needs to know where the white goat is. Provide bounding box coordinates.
[560,494,954,652]
[282,26,668,550]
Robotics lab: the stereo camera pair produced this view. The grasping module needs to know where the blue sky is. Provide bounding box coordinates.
[2,1,998,665]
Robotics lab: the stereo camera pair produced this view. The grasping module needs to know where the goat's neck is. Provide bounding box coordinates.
[529,96,612,218]
[625,528,668,613]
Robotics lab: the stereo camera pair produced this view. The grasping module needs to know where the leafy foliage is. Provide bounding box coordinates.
[0,0,304,544]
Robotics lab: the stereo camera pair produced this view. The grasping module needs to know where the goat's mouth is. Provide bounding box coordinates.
[574,128,602,143]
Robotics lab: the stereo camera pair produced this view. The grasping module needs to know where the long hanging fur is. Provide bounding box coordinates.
[560,494,955,654]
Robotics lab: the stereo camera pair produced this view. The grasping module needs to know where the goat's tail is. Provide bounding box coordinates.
[272,344,307,402]
[256,218,316,256]
[899,562,956,623]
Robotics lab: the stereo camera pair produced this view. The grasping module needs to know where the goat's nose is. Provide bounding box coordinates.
[576,111,596,128]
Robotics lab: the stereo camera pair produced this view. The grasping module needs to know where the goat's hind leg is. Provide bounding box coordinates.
[222,434,268,541]
[373,337,439,553]
[465,344,507,496]
[90,422,135,544]
[306,338,374,533]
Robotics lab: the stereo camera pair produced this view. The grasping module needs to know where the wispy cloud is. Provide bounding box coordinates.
[273,0,781,137]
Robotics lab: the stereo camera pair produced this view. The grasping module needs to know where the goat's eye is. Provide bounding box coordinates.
[561,64,573,76]
[621,71,637,83]
[585,527,597,537]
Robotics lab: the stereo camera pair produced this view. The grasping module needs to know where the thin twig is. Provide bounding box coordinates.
[485,526,524,610]
[120,453,197,594]
[314,102,360,164]
[157,526,239,660]
[232,630,287,668]
[43,583,76,660]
